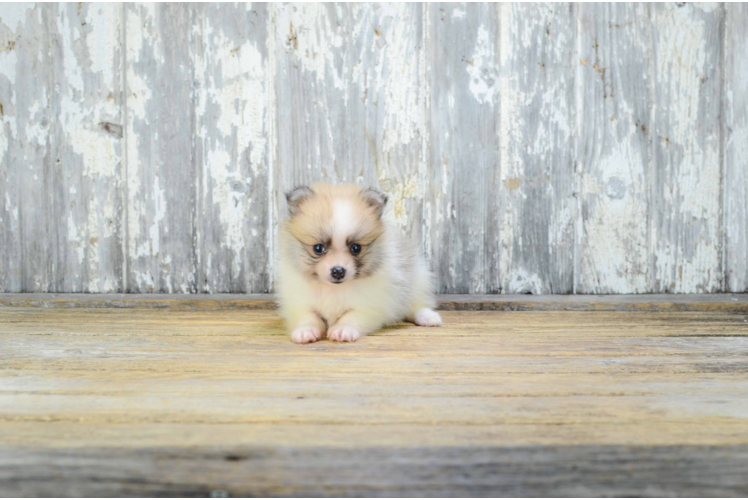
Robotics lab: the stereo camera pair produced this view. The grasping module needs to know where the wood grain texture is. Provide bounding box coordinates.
[3,446,748,497]
[0,4,53,292]
[124,3,197,293]
[274,4,353,188]
[350,3,426,242]
[499,3,576,294]
[273,3,426,245]
[194,4,271,293]
[50,3,124,293]
[651,3,724,293]
[724,3,748,293]
[2,3,748,295]
[1,307,748,495]
[576,4,651,294]
[3,292,748,312]
[426,3,499,294]
[0,4,124,293]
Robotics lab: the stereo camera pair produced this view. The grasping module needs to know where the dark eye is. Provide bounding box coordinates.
[350,243,362,255]
[313,244,325,255]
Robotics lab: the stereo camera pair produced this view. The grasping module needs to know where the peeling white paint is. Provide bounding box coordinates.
[134,271,155,291]
[575,3,651,294]
[125,2,157,271]
[580,145,649,293]
[0,120,7,163]
[277,4,346,94]
[205,148,246,261]
[381,173,419,229]
[499,3,576,293]
[697,3,720,13]
[0,41,18,89]
[725,2,748,292]
[150,173,165,257]
[651,3,722,293]
[60,9,84,93]
[67,212,85,265]
[125,3,155,120]
[1,3,745,294]
[212,42,266,168]
[24,93,48,146]
[346,4,425,236]
[85,5,117,86]
[71,127,118,178]
[5,192,18,221]
[466,25,498,105]
[505,269,543,295]
[0,3,33,33]
[381,4,424,154]
[193,6,271,291]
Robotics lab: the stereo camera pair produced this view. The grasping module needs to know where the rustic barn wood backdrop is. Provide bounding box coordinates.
[0,3,746,295]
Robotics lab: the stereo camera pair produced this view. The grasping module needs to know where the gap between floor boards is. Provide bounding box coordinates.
[0,293,746,312]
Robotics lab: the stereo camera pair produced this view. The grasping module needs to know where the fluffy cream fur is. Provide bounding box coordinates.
[277,183,442,343]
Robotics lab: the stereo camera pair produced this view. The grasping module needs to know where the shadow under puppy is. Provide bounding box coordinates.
[277,183,442,343]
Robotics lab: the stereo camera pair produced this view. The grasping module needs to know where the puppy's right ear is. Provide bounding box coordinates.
[285,185,314,215]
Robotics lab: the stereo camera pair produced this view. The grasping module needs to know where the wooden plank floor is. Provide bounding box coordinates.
[1,297,748,496]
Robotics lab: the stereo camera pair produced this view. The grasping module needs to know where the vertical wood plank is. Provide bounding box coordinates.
[273,3,426,247]
[194,4,271,293]
[274,3,352,193]
[499,4,576,294]
[348,3,426,243]
[576,4,652,294]
[651,3,724,293]
[125,3,197,293]
[425,3,499,293]
[48,3,124,292]
[0,4,52,292]
[724,3,748,293]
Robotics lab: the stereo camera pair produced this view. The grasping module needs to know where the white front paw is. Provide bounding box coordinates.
[414,308,442,327]
[327,325,361,342]
[291,326,322,344]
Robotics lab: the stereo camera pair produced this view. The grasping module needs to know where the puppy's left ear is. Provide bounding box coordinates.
[362,187,388,218]
[286,185,314,215]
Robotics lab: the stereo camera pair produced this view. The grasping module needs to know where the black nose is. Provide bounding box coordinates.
[331,267,346,280]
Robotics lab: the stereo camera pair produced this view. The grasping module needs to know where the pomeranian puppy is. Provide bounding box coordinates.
[277,183,442,344]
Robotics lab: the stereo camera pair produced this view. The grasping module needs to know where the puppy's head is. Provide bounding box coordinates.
[284,183,388,285]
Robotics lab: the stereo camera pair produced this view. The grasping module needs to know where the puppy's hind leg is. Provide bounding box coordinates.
[407,307,443,327]
[405,259,441,327]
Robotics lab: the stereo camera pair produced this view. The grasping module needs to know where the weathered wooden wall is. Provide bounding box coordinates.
[0,3,746,294]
